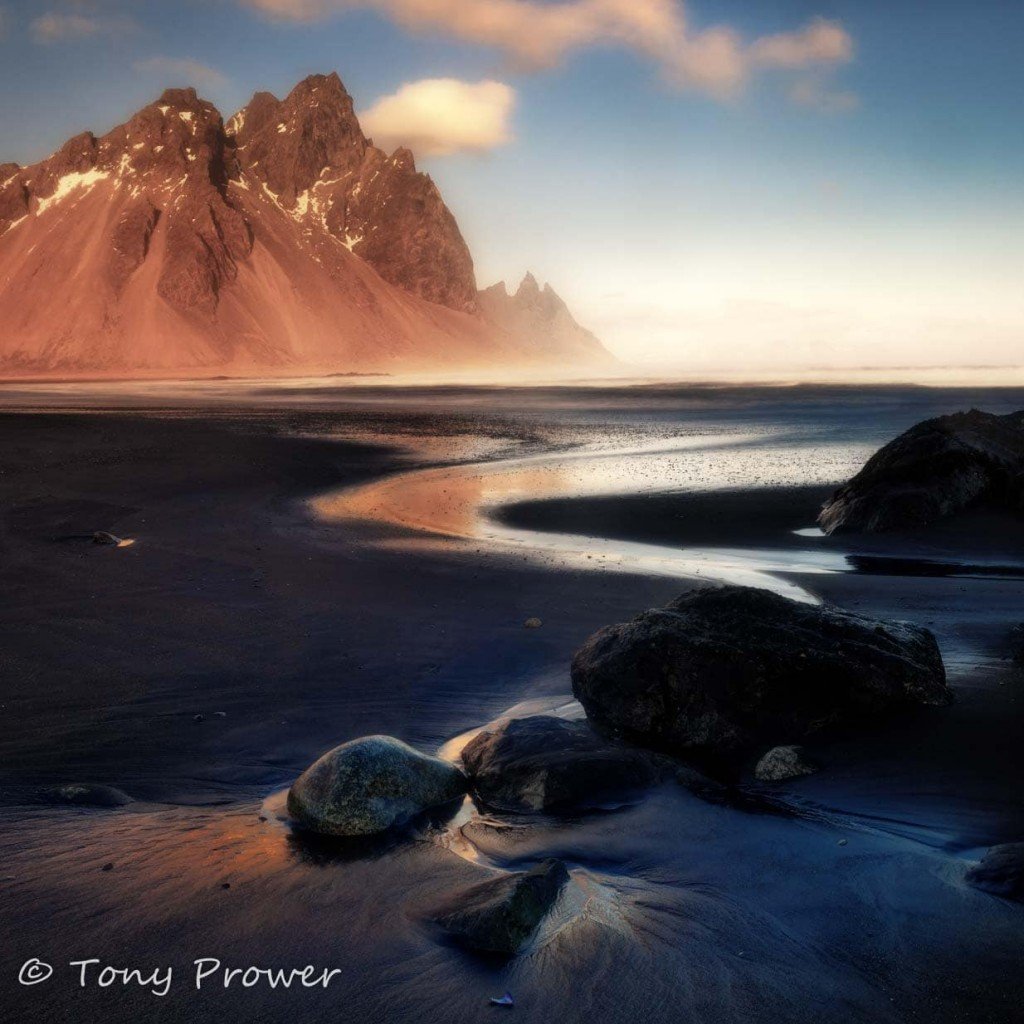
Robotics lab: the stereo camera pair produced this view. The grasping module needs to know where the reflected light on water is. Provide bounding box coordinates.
[314,431,870,603]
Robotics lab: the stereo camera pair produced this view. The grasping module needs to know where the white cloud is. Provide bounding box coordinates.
[133,57,228,89]
[360,78,515,156]
[30,10,136,43]
[239,0,854,99]
[750,18,852,70]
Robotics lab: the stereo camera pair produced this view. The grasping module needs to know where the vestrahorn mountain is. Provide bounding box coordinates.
[0,72,610,377]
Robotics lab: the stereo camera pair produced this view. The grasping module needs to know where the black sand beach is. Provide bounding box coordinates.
[1,384,1023,1023]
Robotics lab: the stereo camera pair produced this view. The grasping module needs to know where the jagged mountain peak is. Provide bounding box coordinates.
[0,71,609,375]
[518,271,541,296]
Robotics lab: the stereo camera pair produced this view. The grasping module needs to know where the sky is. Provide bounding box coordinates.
[0,0,1021,374]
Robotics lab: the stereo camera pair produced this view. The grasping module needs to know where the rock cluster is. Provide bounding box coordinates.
[818,409,1024,533]
[281,583,955,960]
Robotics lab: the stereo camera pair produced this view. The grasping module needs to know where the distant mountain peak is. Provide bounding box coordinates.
[480,272,611,364]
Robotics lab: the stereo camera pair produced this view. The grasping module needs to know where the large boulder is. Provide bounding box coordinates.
[430,858,569,955]
[818,409,1024,534]
[287,735,467,837]
[966,843,1024,901]
[571,585,951,769]
[461,715,673,813]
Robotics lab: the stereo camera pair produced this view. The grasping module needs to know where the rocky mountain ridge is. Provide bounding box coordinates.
[0,73,609,376]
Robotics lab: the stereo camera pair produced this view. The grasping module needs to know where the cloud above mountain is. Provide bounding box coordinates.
[30,9,137,44]
[361,78,515,156]
[241,0,853,98]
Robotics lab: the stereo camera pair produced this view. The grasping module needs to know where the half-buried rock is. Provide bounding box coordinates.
[461,715,678,813]
[35,783,134,808]
[754,745,818,783]
[430,858,569,955]
[571,585,951,770]
[287,735,467,837]
[966,843,1024,902]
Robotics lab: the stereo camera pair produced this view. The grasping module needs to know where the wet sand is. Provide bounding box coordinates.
[1,386,1022,1023]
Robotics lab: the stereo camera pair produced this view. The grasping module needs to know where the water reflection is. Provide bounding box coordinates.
[314,431,867,602]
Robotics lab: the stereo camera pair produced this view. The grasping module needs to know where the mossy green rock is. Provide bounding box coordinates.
[287,735,467,837]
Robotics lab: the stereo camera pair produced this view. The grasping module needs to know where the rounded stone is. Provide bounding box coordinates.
[287,735,468,837]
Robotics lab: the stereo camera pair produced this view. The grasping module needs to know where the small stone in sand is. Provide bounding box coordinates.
[101,863,114,872]
[754,745,818,782]
[193,714,204,723]
[92,531,122,546]
[431,859,569,955]
[523,617,542,629]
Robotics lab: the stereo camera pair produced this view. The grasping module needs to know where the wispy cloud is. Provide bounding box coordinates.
[133,56,228,89]
[30,10,137,44]
[788,78,860,114]
[240,0,854,99]
[360,78,515,156]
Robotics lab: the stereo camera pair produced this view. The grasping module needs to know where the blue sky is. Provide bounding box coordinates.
[0,0,1021,371]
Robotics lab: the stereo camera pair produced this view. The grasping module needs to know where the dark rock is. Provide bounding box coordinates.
[431,858,569,955]
[36,783,133,808]
[818,409,1024,534]
[108,199,160,293]
[92,531,122,546]
[1010,624,1024,665]
[287,735,467,837]
[966,843,1024,901]
[754,745,818,782]
[461,715,671,813]
[571,585,951,769]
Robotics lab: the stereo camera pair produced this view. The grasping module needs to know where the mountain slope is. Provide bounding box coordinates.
[0,74,609,377]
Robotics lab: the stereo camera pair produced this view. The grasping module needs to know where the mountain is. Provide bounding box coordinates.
[0,73,610,378]
[479,273,607,363]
